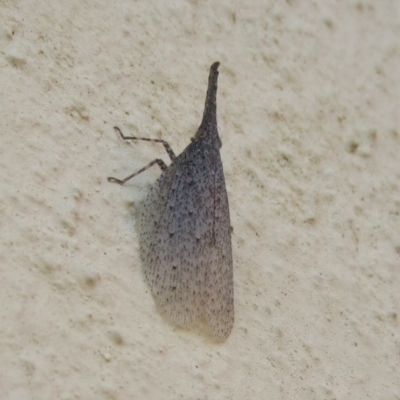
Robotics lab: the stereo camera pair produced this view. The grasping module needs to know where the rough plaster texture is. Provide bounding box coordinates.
[1,1,399,399]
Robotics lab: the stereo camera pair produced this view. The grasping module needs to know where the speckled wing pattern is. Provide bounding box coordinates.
[139,140,234,341]
[109,62,234,340]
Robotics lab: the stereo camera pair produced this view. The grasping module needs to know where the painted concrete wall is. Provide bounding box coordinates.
[1,1,399,399]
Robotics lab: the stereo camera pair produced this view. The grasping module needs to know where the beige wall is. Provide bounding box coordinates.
[1,1,399,399]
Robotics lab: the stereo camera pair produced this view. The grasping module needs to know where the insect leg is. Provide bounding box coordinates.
[113,126,176,161]
[108,158,167,185]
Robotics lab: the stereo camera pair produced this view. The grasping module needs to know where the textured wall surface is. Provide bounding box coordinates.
[1,1,399,399]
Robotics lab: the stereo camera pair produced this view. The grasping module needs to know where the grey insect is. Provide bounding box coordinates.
[108,62,233,340]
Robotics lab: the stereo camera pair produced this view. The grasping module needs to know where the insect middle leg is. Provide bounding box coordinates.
[107,126,173,185]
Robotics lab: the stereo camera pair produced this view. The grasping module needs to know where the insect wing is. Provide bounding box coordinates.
[204,157,234,340]
[139,148,213,328]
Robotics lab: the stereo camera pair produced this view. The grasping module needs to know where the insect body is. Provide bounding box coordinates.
[108,62,233,340]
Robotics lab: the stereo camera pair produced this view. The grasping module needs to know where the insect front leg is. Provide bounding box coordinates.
[113,126,176,161]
